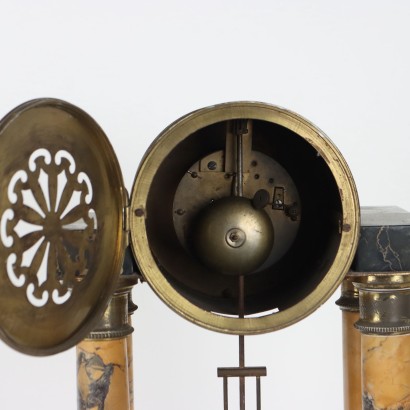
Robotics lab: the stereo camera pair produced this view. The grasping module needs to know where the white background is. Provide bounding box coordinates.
[1,1,410,409]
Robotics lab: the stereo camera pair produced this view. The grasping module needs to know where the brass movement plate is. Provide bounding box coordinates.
[0,99,126,355]
[173,150,300,271]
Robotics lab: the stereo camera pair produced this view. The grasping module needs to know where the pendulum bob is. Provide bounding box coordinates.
[355,276,410,410]
[129,101,360,334]
[77,275,135,410]
[0,99,127,355]
[337,206,410,410]
[336,276,361,410]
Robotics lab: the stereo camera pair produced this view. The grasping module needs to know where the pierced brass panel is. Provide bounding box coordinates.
[0,99,126,355]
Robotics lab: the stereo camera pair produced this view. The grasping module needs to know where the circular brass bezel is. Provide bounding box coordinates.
[130,101,360,335]
[0,98,127,355]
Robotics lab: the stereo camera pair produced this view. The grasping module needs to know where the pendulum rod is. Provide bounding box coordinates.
[235,124,244,197]
[218,119,266,410]
[234,119,247,198]
[239,275,245,410]
[235,119,247,410]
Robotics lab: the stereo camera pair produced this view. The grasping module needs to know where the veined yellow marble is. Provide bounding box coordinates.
[343,311,361,410]
[362,334,410,409]
[77,338,130,410]
[127,314,135,410]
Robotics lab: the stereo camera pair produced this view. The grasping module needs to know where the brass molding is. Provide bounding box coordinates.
[354,273,410,335]
[86,274,139,340]
[336,274,360,312]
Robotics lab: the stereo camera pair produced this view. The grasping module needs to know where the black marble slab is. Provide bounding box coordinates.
[351,206,410,272]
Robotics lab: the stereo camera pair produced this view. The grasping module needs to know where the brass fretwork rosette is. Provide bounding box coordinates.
[0,99,126,355]
[130,101,360,335]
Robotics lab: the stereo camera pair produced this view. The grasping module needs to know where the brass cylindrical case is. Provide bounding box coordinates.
[130,101,360,335]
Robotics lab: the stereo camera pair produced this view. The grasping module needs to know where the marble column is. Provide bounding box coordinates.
[76,276,136,410]
[362,334,410,409]
[343,311,361,410]
[127,282,138,410]
[355,276,410,410]
[77,338,130,410]
[337,276,362,410]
